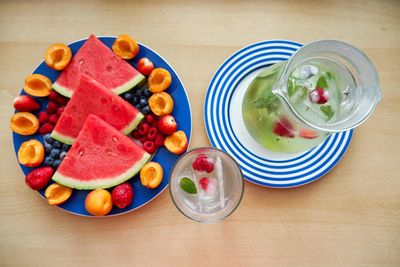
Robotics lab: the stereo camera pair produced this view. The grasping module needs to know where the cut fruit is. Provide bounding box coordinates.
[52,34,144,98]
[52,115,151,189]
[51,74,143,145]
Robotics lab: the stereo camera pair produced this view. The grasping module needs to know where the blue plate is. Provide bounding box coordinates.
[13,36,192,216]
[204,40,352,188]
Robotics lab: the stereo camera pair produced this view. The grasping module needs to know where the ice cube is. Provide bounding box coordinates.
[215,157,225,208]
[296,65,319,80]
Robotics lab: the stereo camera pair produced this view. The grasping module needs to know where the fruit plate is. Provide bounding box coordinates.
[12,36,192,216]
[204,40,353,188]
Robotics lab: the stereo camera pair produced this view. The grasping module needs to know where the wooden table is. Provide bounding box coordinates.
[1,1,399,266]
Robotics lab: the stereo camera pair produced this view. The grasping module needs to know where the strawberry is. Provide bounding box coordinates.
[48,114,59,125]
[111,183,133,209]
[13,95,40,112]
[273,118,294,138]
[38,111,49,124]
[309,88,329,104]
[143,140,156,154]
[154,133,165,147]
[299,129,318,139]
[38,123,54,135]
[25,167,54,190]
[46,101,58,114]
[192,154,214,173]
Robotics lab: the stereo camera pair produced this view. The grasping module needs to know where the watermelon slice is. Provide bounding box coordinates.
[52,114,151,189]
[51,74,143,145]
[52,34,144,97]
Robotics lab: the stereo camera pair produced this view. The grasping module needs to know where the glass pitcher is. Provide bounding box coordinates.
[242,40,381,153]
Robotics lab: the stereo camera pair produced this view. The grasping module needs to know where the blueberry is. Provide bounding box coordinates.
[60,151,67,160]
[132,96,138,104]
[135,88,144,96]
[51,148,61,158]
[44,143,52,153]
[124,92,133,100]
[144,88,152,97]
[135,104,141,109]
[141,106,150,115]
[62,144,70,152]
[139,98,147,107]
[44,157,54,166]
[53,141,61,148]
[53,159,61,168]
[44,134,54,144]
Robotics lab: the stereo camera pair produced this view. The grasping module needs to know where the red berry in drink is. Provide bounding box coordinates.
[192,154,214,173]
[199,177,209,190]
[299,129,318,139]
[273,118,294,138]
[309,87,329,104]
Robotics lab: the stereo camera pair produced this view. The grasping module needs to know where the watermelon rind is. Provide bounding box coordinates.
[121,112,144,135]
[50,130,75,145]
[52,73,145,98]
[52,152,151,190]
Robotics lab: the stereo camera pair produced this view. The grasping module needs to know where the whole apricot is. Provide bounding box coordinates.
[85,189,113,216]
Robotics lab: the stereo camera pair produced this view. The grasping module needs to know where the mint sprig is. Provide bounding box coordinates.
[320,105,334,120]
[180,177,197,194]
[251,87,280,114]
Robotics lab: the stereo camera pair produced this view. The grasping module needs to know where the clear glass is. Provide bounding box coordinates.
[242,40,381,153]
[169,147,244,223]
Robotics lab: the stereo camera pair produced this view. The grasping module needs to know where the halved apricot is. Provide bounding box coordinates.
[23,74,52,97]
[140,162,163,189]
[18,139,44,167]
[148,92,174,116]
[45,43,72,71]
[45,183,73,205]
[11,112,39,135]
[112,34,139,59]
[148,68,172,93]
[164,130,188,155]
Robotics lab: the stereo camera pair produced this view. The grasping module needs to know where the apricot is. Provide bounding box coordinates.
[140,162,163,189]
[11,112,39,135]
[148,92,174,116]
[45,183,73,205]
[45,43,72,71]
[164,130,188,155]
[18,139,44,167]
[23,74,52,97]
[112,34,139,60]
[85,189,113,216]
[148,68,172,93]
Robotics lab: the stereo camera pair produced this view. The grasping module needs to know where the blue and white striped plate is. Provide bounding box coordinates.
[204,40,353,188]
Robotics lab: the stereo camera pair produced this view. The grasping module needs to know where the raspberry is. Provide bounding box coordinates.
[46,101,58,114]
[38,111,49,124]
[309,87,329,104]
[25,167,54,190]
[111,183,133,209]
[138,122,150,136]
[144,113,157,124]
[154,133,165,147]
[199,177,209,190]
[272,118,294,138]
[48,114,59,125]
[143,141,156,154]
[147,127,158,140]
[48,91,59,101]
[151,118,159,128]
[131,130,141,139]
[140,136,148,144]
[192,154,214,173]
[56,107,64,116]
[57,96,69,106]
[38,123,54,135]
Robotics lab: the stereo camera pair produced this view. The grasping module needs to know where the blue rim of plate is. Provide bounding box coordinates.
[12,36,192,216]
[204,40,353,188]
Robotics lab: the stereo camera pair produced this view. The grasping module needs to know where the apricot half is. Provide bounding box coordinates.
[11,112,39,135]
[23,74,52,97]
[18,139,44,167]
[45,183,73,205]
[45,43,72,71]
[164,130,188,155]
[112,34,139,60]
[140,162,163,189]
[148,92,174,116]
[148,68,172,93]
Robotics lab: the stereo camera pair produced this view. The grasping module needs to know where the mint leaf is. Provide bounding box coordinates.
[320,105,334,120]
[316,75,328,89]
[287,78,295,97]
[251,87,279,114]
[180,177,197,194]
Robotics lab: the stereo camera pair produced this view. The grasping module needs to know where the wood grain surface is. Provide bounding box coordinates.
[1,1,399,266]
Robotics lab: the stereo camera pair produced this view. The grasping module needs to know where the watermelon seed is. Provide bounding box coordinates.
[78,149,84,156]
[106,65,112,71]
[112,136,119,143]
[111,104,119,112]
[71,105,77,112]
[106,149,113,156]
[79,59,84,65]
